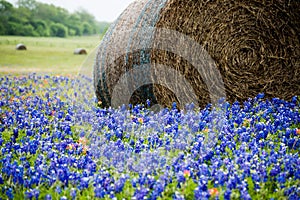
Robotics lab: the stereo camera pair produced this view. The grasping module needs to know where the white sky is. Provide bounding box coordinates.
[8,0,135,22]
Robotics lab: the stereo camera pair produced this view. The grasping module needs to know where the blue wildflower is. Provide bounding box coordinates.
[45,194,52,200]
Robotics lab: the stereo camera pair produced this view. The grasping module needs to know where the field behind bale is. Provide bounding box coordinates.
[0,35,101,75]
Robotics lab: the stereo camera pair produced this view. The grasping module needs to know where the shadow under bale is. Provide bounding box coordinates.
[94,0,300,109]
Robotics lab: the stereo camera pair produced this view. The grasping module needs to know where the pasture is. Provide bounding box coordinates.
[0,36,101,75]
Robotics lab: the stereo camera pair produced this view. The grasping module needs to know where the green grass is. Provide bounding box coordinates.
[0,35,102,75]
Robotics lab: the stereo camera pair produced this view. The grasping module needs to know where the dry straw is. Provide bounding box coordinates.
[94,0,300,108]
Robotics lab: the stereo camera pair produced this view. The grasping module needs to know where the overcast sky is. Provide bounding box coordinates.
[8,0,135,22]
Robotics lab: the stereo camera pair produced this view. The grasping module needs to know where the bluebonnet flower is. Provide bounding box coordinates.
[0,174,3,184]
[270,165,281,177]
[194,187,210,200]
[284,186,299,200]
[240,190,252,200]
[45,194,52,200]
[133,186,149,199]
[114,176,127,193]
[176,171,186,185]
[224,189,231,200]
[94,185,106,198]
[6,188,13,200]
[149,180,164,199]
[172,191,185,200]
[55,185,62,194]
[25,189,34,200]
[277,172,287,186]
[32,188,40,200]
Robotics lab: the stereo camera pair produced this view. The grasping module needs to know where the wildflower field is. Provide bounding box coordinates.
[0,74,299,200]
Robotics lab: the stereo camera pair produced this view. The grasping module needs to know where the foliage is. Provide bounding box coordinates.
[50,23,68,38]
[0,0,110,37]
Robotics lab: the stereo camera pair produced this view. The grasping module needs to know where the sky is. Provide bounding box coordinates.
[8,0,135,22]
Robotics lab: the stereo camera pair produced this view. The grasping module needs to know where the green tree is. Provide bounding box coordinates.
[50,23,68,37]
[0,0,106,37]
[6,21,36,36]
[21,24,37,36]
[66,13,83,36]
[82,22,93,35]
[75,8,98,34]
[0,0,14,35]
[17,0,36,10]
[31,20,49,36]
[0,0,13,11]
[6,21,19,35]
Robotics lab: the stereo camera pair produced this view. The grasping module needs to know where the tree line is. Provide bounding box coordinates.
[0,0,110,37]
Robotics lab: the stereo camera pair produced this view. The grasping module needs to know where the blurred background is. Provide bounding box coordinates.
[0,0,134,75]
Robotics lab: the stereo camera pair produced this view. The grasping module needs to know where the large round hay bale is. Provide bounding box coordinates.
[16,44,27,50]
[74,48,87,55]
[94,0,300,109]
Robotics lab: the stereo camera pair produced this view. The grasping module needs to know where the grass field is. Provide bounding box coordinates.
[0,35,101,75]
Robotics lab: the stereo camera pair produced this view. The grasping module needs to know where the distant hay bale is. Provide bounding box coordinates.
[74,48,87,55]
[94,0,300,109]
[16,44,27,50]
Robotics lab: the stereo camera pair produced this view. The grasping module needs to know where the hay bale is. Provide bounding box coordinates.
[16,44,27,50]
[94,0,300,109]
[74,48,87,55]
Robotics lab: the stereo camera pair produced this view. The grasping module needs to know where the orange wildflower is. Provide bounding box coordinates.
[183,170,190,177]
[203,128,209,134]
[66,144,75,150]
[82,146,88,155]
[78,137,88,145]
[208,188,219,196]
[138,118,144,124]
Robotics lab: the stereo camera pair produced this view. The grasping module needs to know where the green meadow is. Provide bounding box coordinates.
[0,35,101,75]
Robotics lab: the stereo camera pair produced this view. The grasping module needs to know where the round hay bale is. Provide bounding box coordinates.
[74,48,87,55]
[16,44,27,50]
[94,0,300,109]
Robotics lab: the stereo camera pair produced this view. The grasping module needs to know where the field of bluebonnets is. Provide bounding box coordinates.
[0,74,299,200]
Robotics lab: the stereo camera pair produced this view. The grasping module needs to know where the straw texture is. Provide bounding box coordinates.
[94,0,300,108]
